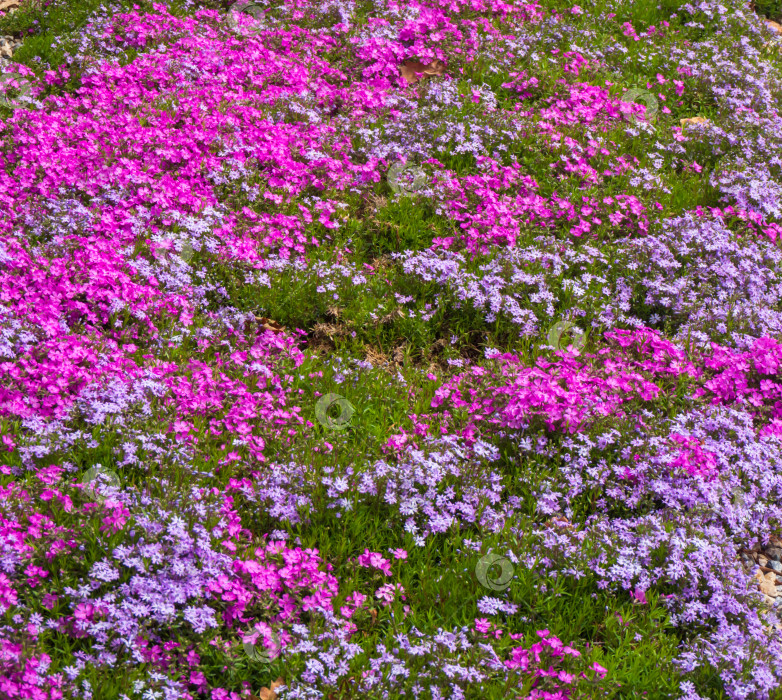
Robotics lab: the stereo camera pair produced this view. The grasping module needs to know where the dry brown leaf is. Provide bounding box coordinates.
[254,316,286,333]
[365,348,388,367]
[368,192,388,210]
[254,678,284,700]
[680,116,711,128]
[374,308,405,326]
[400,58,447,85]
[313,322,349,339]
[423,59,446,77]
[545,516,574,530]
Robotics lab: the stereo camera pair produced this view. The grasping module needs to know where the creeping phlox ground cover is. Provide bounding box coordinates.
[5,0,782,697]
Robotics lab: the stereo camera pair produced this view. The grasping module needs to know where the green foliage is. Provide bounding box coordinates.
[6,0,780,696]
[756,0,782,22]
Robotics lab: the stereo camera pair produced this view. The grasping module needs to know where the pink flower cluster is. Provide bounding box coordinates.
[432,328,782,451]
[504,630,608,699]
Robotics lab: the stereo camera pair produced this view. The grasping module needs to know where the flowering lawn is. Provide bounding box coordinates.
[4,0,782,697]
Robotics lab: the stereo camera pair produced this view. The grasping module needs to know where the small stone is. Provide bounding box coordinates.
[768,19,782,35]
[764,594,776,606]
[766,546,782,561]
[769,560,782,573]
[755,570,778,596]
[759,555,769,567]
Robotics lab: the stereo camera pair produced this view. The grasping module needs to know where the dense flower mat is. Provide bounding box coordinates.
[3,0,782,697]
